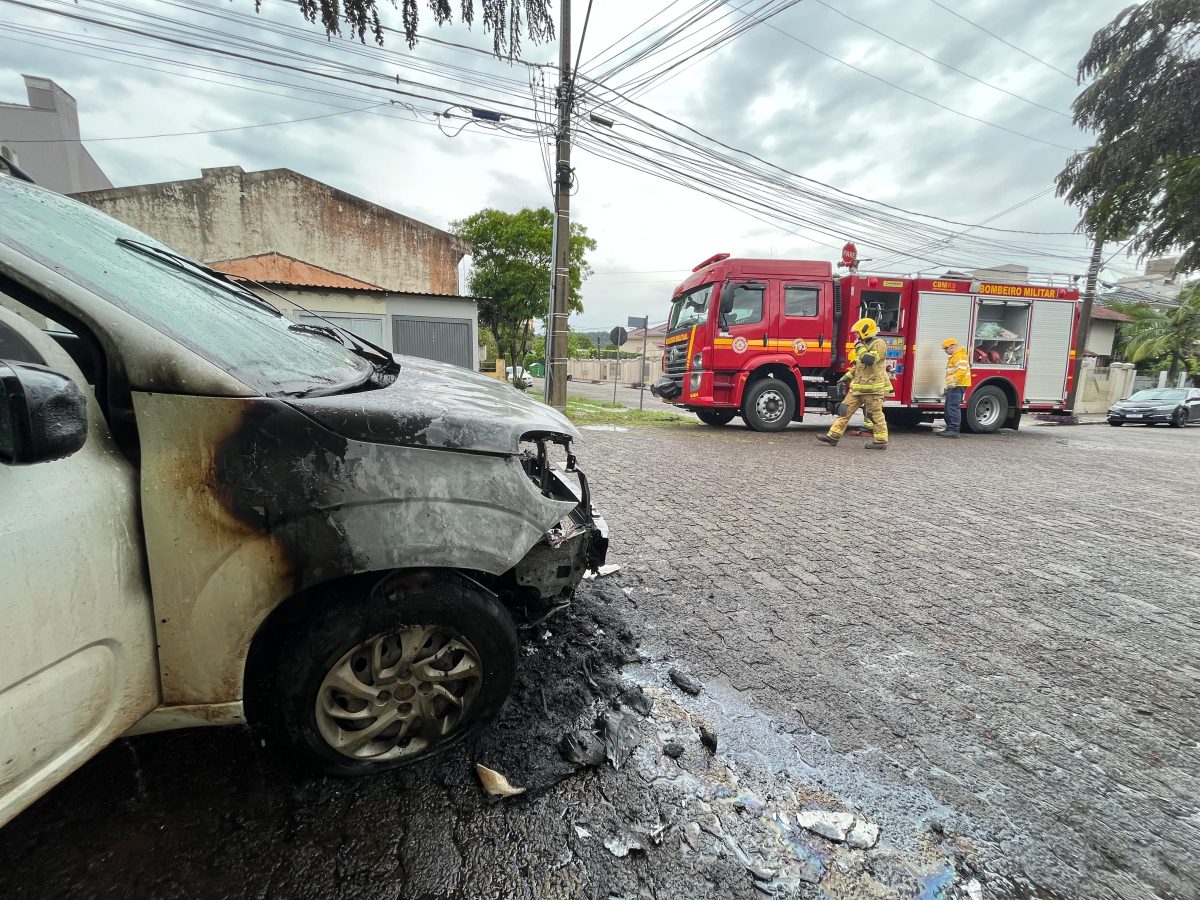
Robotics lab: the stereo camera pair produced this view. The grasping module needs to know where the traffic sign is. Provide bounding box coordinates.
[609,326,628,347]
[627,316,648,329]
[840,241,858,269]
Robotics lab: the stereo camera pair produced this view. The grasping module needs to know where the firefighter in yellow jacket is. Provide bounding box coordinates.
[939,337,972,438]
[818,317,890,450]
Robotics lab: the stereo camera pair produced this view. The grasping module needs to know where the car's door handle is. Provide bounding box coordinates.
[762,332,768,346]
[819,332,824,348]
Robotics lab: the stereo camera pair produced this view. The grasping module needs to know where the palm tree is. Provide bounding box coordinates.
[1113,282,1200,381]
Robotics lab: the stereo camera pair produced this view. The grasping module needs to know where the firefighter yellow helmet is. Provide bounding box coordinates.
[851,317,879,340]
[847,348,858,363]
[941,338,958,349]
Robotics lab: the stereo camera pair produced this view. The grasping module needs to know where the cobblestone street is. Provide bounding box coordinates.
[584,417,1199,899]
[1,418,1196,900]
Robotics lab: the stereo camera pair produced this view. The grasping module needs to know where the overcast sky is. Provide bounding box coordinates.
[1,0,1141,330]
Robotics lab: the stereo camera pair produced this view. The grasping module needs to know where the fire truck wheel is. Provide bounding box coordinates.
[696,409,737,427]
[742,378,796,432]
[964,385,1008,434]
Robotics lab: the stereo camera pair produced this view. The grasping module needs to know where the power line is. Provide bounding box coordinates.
[569,0,595,101]
[2,0,546,123]
[580,1,715,77]
[0,26,547,148]
[925,0,1077,81]
[576,72,1081,237]
[720,0,1079,152]
[616,0,805,100]
[2,102,386,142]
[812,0,1071,119]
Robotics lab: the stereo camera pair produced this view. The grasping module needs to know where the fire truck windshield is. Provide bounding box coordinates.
[669,284,713,330]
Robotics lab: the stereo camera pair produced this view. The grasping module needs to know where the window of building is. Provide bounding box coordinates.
[973,300,1030,367]
[784,285,819,317]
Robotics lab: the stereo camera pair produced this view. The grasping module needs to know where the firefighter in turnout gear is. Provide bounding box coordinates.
[818,317,890,449]
[844,346,879,437]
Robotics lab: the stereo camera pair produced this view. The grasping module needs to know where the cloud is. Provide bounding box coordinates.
[1,0,1141,333]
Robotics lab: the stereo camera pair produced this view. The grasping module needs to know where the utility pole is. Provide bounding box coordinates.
[547,0,573,410]
[1066,233,1104,413]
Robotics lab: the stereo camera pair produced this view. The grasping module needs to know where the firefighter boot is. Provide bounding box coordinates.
[865,440,888,450]
[817,434,839,446]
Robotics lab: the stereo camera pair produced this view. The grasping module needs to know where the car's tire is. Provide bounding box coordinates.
[696,408,737,426]
[964,385,1008,434]
[1170,407,1187,428]
[252,569,518,776]
[741,378,796,432]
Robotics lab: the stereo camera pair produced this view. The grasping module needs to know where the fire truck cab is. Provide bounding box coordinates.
[650,253,1081,433]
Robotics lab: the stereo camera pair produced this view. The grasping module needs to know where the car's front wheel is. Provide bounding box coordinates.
[252,570,518,776]
[1170,407,1187,428]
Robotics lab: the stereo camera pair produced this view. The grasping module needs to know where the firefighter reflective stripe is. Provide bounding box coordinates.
[828,392,889,441]
[946,347,972,387]
[847,337,890,394]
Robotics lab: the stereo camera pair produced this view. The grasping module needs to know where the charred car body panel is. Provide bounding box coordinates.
[135,391,588,705]
[0,176,608,821]
[294,354,578,455]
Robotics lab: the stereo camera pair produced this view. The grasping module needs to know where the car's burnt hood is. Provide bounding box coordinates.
[287,354,579,455]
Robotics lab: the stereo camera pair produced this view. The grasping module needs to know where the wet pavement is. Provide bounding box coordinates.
[1,418,1198,899]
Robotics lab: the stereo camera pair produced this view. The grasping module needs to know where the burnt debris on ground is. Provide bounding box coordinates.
[0,578,1049,900]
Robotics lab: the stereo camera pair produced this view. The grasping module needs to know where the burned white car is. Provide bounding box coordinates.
[0,175,606,825]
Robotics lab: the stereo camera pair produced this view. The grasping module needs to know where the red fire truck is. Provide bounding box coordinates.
[649,253,1081,432]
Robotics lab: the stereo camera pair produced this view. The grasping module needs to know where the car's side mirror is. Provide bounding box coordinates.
[0,361,89,465]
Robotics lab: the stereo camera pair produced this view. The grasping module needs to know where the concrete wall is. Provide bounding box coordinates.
[1075,362,1136,413]
[72,167,468,294]
[0,76,111,194]
[568,357,654,386]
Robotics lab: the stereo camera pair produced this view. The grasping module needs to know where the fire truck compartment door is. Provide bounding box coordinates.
[1025,299,1075,403]
[913,292,972,401]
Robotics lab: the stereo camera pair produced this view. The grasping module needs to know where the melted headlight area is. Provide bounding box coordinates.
[508,435,610,606]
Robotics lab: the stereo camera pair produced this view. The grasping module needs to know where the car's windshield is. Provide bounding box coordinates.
[1130,389,1186,402]
[0,178,372,396]
[669,284,713,330]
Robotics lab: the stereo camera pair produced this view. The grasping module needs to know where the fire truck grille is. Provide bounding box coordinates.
[664,342,690,376]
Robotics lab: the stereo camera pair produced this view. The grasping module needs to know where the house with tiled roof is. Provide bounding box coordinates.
[73,166,481,368]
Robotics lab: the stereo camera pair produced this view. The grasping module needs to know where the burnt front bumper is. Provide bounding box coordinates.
[513,467,609,601]
[650,375,682,400]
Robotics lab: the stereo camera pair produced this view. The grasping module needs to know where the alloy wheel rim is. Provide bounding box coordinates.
[315,626,482,761]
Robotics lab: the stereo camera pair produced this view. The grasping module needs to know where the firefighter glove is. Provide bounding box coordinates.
[836,402,849,416]
[859,352,879,366]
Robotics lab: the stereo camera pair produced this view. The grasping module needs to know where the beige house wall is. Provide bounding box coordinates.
[73,167,468,294]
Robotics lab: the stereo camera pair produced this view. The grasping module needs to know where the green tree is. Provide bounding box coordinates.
[269,0,553,55]
[451,207,595,372]
[529,330,596,363]
[1056,1,1200,272]
[1108,282,1200,380]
